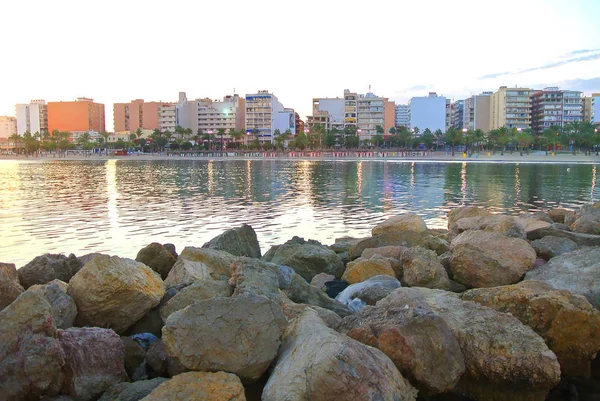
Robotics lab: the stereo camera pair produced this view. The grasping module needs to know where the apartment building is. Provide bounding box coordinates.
[158,103,177,133]
[462,92,492,131]
[15,100,48,135]
[245,90,285,143]
[47,98,105,135]
[452,100,464,130]
[490,86,532,130]
[530,87,583,134]
[408,92,446,132]
[113,99,160,133]
[592,94,600,126]
[0,116,17,138]
[306,97,344,131]
[395,104,410,128]
[344,90,358,129]
[583,96,592,123]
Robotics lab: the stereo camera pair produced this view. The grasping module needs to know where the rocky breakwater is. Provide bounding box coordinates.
[1,204,599,400]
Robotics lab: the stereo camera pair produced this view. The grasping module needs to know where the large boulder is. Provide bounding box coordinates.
[141,371,245,401]
[163,247,236,288]
[262,236,344,281]
[349,231,448,261]
[18,253,82,289]
[98,378,168,401]
[338,304,465,396]
[329,236,367,254]
[0,291,66,400]
[401,247,450,290]
[67,255,165,333]
[361,245,404,260]
[229,257,281,301]
[262,309,418,401]
[28,279,77,329]
[160,279,232,322]
[454,215,527,239]
[372,213,428,236]
[516,216,552,235]
[162,294,286,383]
[280,293,342,329]
[135,243,177,280]
[378,288,561,401]
[447,206,492,234]
[548,208,570,224]
[566,203,600,234]
[342,255,396,284]
[58,327,128,401]
[0,262,24,310]
[202,223,262,258]
[525,247,600,309]
[336,275,401,311]
[461,281,600,378]
[530,235,578,260]
[449,230,536,288]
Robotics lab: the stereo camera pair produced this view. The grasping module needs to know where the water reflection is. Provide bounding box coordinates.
[1,159,599,267]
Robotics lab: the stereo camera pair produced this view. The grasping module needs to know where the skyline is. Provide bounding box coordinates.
[2,0,600,131]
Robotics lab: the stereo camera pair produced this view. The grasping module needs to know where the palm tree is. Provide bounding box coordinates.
[135,128,143,140]
[9,133,21,154]
[99,131,110,150]
[444,127,460,156]
[217,128,226,151]
[229,129,243,149]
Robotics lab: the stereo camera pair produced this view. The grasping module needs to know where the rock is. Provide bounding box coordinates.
[519,211,554,224]
[454,215,527,239]
[342,255,396,284]
[525,247,600,309]
[310,272,335,292]
[0,262,24,310]
[527,225,600,245]
[516,217,552,235]
[338,304,465,396]
[0,291,65,400]
[160,279,232,322]
[350,231,449,261]
[449,230,536,288]
[141,371,246,401]
[530,235,578,260]
[28,279,77,329]
[324,278,349,298]
[163,244,178,259]
[378,288,561,401]
[163,247,236,287]
[67,255,165,333]
[202,223,262,258]
[18,253,82,289]
[447,206,492,234]
[262,236,344,281]
[262,309,418,401]
[98,378,168,401]
[336,275,402,310]
[280,293,342,329]
[135,243,177,280]
[362,245,404,260]
[77,253,108,266]
[277,265,353,317]
[122,337,146,381]
[329,236,367,254]
[162,294,286,383]
[58,327,128,401]
[372,213,428,236]
[401,247,451,290]
[548,208,570,224]
[145,340,186,378]
[461,281,600,378]
[229,257,281,301]
[124,286,182,338]
[566,203,600,234]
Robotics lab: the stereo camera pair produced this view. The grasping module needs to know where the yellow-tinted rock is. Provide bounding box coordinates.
[342,257,396,284]
[372,214,428,236]
[141,371,246,401]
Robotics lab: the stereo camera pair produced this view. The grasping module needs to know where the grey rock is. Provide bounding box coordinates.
[336,275,401,308]
[202,223,262,258]
[530,235,578,260]
[135,243,177,280]
[28,279,77,329]
[310,272,336,292]
[98,378,168,401]
[160,279,232,322]
[163,247,236,288]
[18,253,82,289]
[144,340,186,378]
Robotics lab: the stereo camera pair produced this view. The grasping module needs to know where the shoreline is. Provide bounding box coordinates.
[2,151,600,164]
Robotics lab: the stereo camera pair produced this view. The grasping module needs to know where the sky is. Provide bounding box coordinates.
[2,0,600,131]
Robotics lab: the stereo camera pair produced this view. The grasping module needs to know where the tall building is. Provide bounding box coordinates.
[15,100,48,135]
[592,94,600,126]
[48,98,105,136]
[357,92,386,138]
[113,99,160,133]
[462,92,492,131]
[306,97,344,131]
[395,104,409,128]
[0,116,17,138]
[583,96,592,123]
[245,90,285,143]
[344,90,358,128]
[490,86,532,130]
[158,103,177,133]
[530,87,583,134]
[452,100,464,130]
[408,92,447,133]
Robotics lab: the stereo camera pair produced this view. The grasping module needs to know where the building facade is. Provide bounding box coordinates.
[47,98,105,135]
[245,90,285,143]
[395,104,409,128]
[357,92,386,139]
[592,93,600,126]
[464,92,493,131]
[113,99,160,133]
[0,116,17,138]
[452,100,464,130]
[158,103,177,133]
[15,100,48,135]
[530,87,583,134]
[583,96,592,123]
[490,86,532,130]
[408,92,447,133]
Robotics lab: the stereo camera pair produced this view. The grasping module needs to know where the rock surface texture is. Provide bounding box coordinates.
[140,371,246,401]
[18,253,82,289]
[135,243,177,280]
[28,279,77,329]
[371,213,428,236]
[0,262,24,310]
[202,223,262,258]
[163,247,236,287]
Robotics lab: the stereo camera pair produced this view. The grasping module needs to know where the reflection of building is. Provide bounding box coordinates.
[531,87,583,134]
[15,99,48,135]
[409,92,446,132]
[490,86,532,130]
[48,98,105,135]
[0,116,17,137]
[245,90,285,143]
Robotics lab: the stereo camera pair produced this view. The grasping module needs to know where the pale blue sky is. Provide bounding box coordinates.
[2,0,599,130]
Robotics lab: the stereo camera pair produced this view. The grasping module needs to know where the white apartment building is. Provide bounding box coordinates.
[0,116,17,138]
[358,92,386,138]
[395,104,409,128]
[15,99,48,135]
[408,92,447,133]
[158,103,177,133]
[274,108,296,136]
[245,90,285,143]
[177,92,245,139]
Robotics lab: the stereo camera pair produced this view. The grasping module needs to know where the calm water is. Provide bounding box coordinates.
[1,159,598,267]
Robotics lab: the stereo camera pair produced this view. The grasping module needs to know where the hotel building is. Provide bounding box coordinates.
[490,86,533,130]
[0,116,17,138]
[47,98,105,136]
[530,87,583,134]
[15,100,48,135]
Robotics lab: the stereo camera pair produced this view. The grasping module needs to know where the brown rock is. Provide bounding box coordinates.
[362,245,404,260]
[163,247,236,288]
[0,262,24,310]
[342,256,396,284]
[141,371,246,401]
[136,243,177,280]
[461,281,600,378]
[202,223,262,259]
[160,279,232,322]
[401,247,451,290]
[310,272,336,292]
[97,378,168,401]
[18,253,82,289]
[454,215,526,239]
[121,336,146,381]
[280,293,342,328]
[548,208,570,224]
[447,206,492,234]
[28,279,77,329]
[329,236,367,254]
[372,213,428,236]
[516,217,552,235]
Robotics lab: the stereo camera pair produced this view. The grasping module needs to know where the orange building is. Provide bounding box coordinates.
[113,99,160,133]
[47,97,106,134]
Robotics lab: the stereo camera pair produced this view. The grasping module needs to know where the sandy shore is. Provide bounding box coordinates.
[2,151,600,164]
